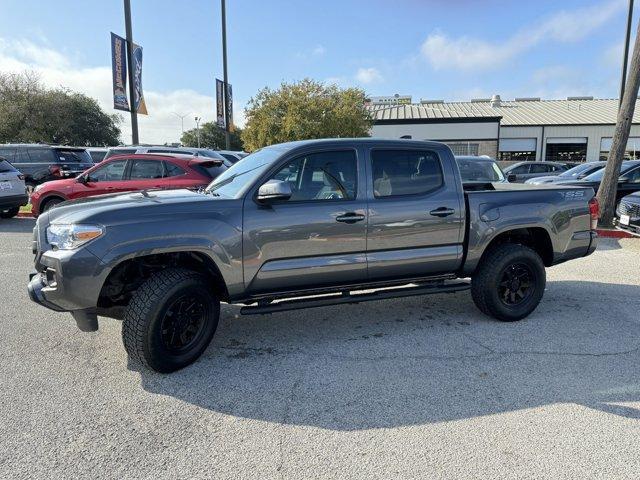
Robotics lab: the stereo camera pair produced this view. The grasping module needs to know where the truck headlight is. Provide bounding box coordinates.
[46,224,103,250]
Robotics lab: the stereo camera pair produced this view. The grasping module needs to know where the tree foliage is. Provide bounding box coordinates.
[0,71,122,146]
[241,79,372,151]
[180,122,244,150]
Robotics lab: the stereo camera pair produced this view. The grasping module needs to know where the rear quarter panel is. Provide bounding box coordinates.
[462,184,594,276]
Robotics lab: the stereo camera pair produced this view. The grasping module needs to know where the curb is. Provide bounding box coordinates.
[596,228,636,239]
[17,212,34,218]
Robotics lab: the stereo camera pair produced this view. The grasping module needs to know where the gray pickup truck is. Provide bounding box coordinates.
[28,139,599,372]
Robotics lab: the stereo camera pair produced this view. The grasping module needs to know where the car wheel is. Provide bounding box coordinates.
[471,243,546,322]
[122,268,220,373]
[0,207,19,219]
[42,197,64,212]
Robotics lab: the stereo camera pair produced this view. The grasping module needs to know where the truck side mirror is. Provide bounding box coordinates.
[257,179,292,203]
[507,174,517,183]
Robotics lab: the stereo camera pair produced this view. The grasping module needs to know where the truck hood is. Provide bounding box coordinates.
[46,188,239,225]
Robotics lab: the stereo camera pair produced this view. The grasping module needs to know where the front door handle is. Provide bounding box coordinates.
[336,212,365,223]
[429,207,455,217]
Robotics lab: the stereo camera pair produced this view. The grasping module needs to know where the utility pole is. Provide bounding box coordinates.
[123,0,139,145]
[195,116,202,148]
[619,0,635,108]
[221,0,231,149]
[597,16,640,226]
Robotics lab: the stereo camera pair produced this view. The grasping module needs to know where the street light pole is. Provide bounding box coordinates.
[195,116,202,148]
[123,0,139,145]
[619,0,635,108]
[221,0,231,150]
[172,112,190,134]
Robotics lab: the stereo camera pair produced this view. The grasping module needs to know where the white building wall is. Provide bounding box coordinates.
[371,122,499,141]
[500,125,640,161]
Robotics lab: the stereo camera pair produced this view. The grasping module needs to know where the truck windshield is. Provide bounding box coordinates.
[456,159,505,182]
[205,147,284,198]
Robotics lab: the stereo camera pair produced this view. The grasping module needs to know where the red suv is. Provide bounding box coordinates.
[31,153,227,216]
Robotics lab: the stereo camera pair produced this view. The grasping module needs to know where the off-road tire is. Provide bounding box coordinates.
[122,268,220,373]
[0,207,19,218]
[471,243,546,322]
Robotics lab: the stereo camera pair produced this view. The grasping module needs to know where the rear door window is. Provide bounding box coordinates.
[529,164,548,174]
[129,160,165,179]
[164,162,186,177]
[371,149,442,198]
[27,149,55,163]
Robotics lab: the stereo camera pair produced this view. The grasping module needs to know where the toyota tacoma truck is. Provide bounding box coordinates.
[28,139,599,372]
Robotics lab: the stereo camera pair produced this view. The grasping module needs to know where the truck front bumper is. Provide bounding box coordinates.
[27,246,109,331]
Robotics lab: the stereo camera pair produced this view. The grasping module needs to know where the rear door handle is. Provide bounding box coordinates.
[335,212,365,223]
[429,207,455,217]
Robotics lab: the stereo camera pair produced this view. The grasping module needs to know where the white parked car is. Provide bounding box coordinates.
[0,157,28,218]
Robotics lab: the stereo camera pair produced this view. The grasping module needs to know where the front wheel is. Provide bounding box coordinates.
[471,243,546,322]
[122,268,220,373]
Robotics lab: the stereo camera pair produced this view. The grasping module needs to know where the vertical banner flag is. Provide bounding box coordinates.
[132,43,148,115]
[226,83,234,132]
[216,79,225,128]
[110,33,129,111]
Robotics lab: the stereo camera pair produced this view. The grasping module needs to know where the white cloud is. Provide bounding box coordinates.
[312,45,326,56]
[421,0,625,70]
[355,67,383,84]
[0,37,237,144]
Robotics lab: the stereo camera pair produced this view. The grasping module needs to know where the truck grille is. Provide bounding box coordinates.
[619,199,640,218]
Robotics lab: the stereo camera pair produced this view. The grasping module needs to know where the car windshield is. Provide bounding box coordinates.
[205,147,283,198]
[559,163,602,177]
[456,159,505,182]
[583,163,637,181]
[55,149,92,163]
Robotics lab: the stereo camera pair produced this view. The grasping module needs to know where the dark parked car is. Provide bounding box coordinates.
[615,192,640,236]
[0,157,28,218]
[454,155,507,185]
[104,145,230,164]
[0,144,93,192]
[217,150,248,164]
[503,161,568,183]
[525,161,607,185]
[556,160,640,206]
[30,153,227,216]
[29,139,598,373]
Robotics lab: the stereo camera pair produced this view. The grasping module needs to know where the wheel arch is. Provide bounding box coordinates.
[475,227,554,270]
[97,250,230,313]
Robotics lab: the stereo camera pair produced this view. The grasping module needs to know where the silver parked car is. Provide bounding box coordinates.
[217,150,248,164]
[103,145,230,165]
[503,161,568,183]
[0,157,28,218]
[525,161,606,185]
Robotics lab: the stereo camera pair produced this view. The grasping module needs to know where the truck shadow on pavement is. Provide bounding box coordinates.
[134,278,640,430]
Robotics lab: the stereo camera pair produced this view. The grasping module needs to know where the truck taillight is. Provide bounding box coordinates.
[588,197,599,230]
[48,165,61,177]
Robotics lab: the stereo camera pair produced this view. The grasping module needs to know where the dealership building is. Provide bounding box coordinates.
[368,95,640,163]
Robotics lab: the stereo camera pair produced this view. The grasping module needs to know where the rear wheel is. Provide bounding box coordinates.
[471,243,546,322]
[0,207,19,219]
[122,268,220,373]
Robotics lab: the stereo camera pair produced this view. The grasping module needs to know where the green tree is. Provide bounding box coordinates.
[180,122,243,150]
[0,71,122,146]
[241,79,372,151]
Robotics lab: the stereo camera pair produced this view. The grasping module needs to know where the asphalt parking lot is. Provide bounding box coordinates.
[1,217,640,479]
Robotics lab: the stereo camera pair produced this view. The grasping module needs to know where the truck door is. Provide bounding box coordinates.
[366,147,464,280]
[243,148,368,294]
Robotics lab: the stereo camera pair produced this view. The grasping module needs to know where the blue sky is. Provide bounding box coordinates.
[0,0,636,143]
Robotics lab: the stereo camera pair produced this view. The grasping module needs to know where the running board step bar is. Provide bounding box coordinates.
[240,281,470,315]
